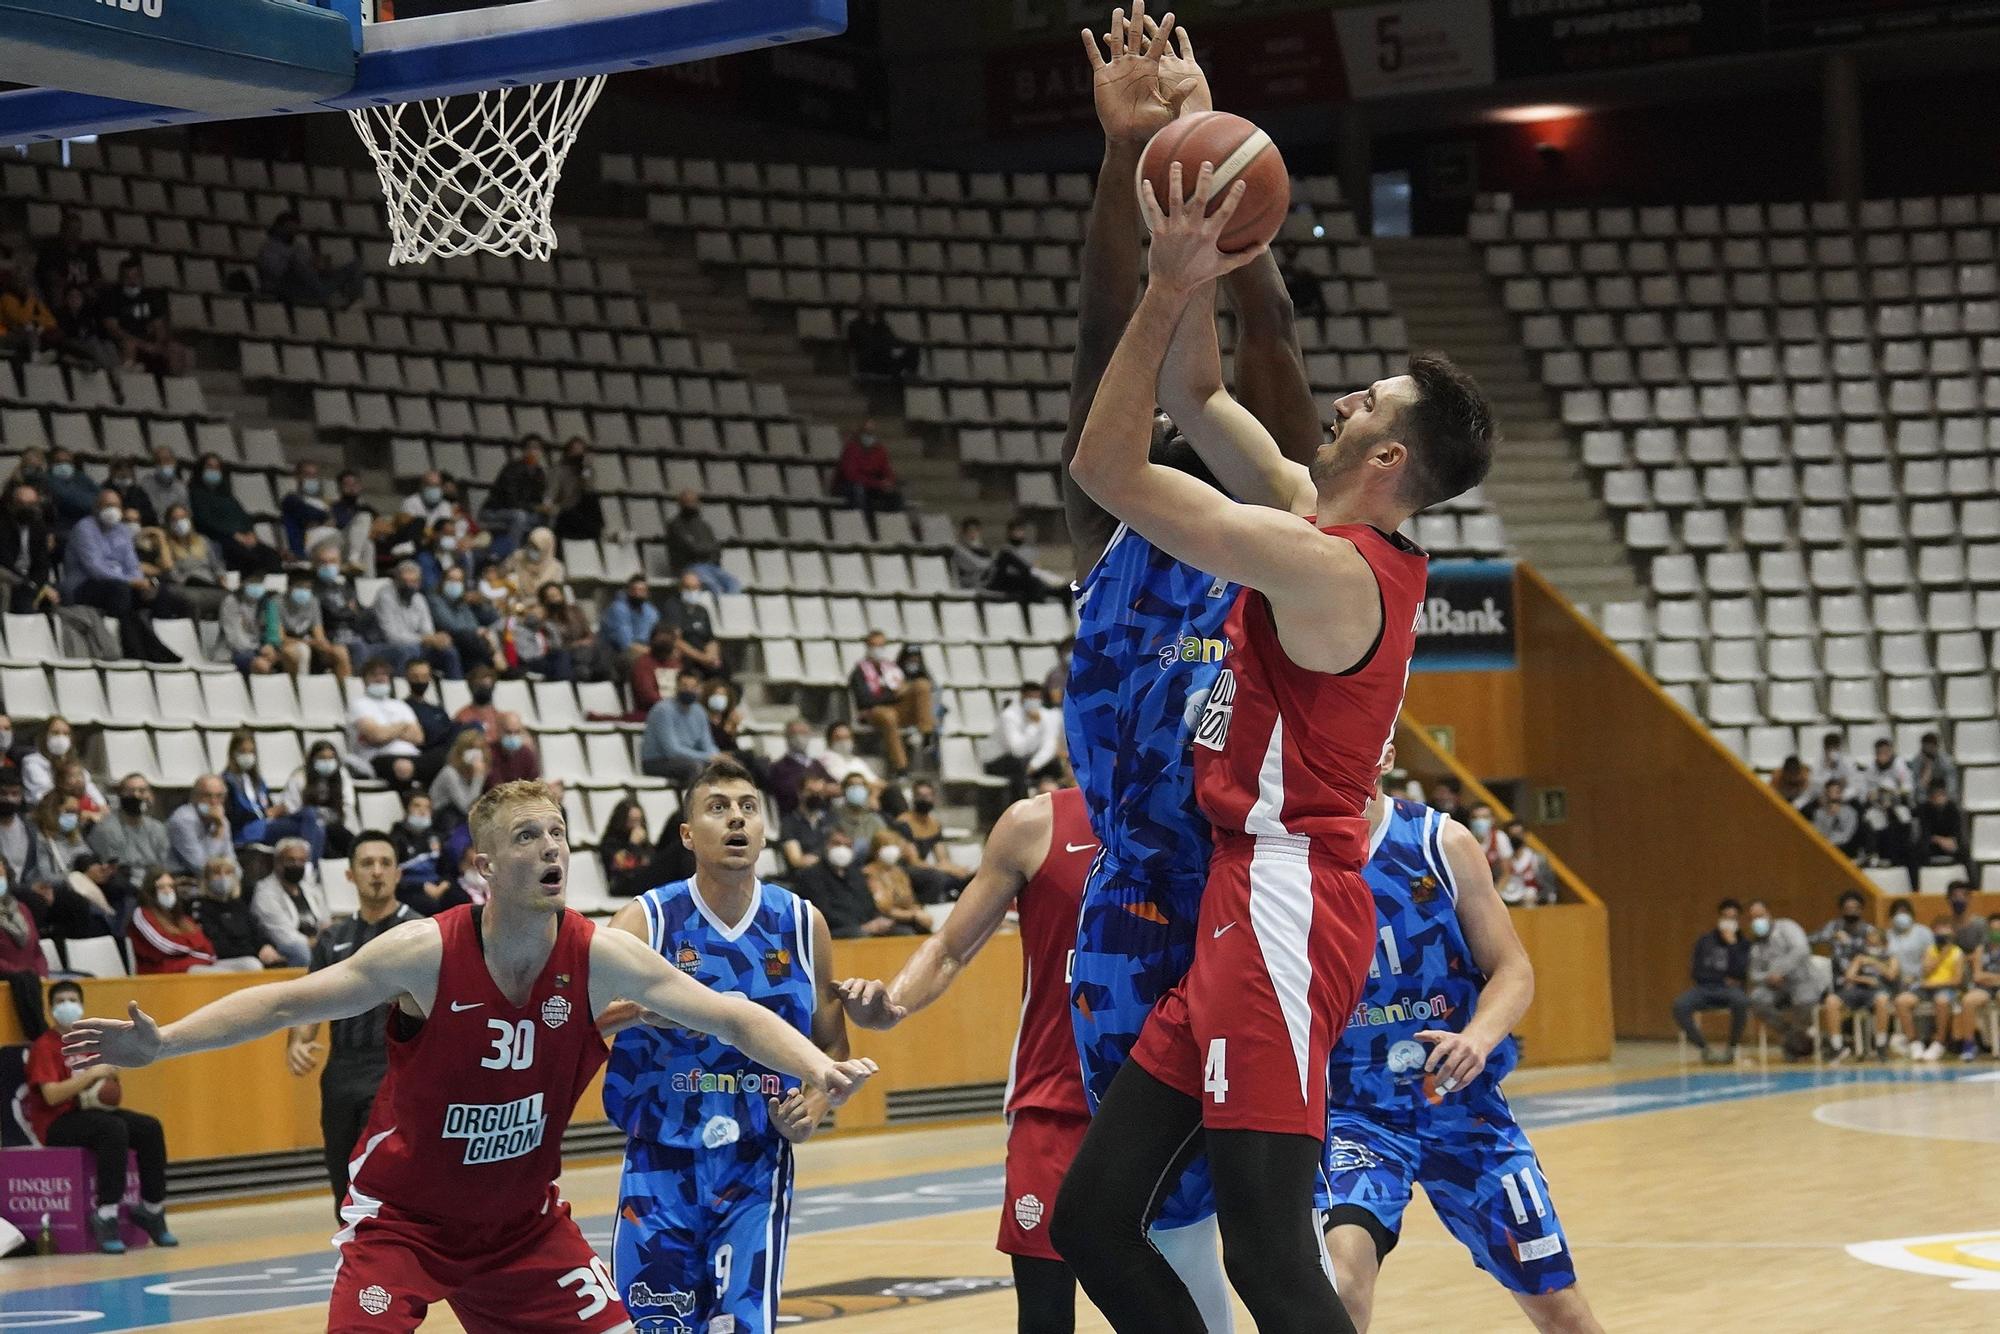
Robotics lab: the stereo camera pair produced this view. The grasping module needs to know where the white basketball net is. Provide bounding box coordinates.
[348,75,607,265]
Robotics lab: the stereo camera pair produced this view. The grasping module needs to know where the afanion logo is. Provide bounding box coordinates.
[541,994,571,1029]
[671,1067,786,1097]
[442,1093,546,1165]
[1014,1194,1045,1231]
[1350,993,1454,1029]
[358,1285,392,1316]
[1157,635,1227,670]
[1848,1230,2000,1290]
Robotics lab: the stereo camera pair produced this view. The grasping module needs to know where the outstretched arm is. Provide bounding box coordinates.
[837,794,1048,1027]
[1158,278,1313,512]
[67,919,439,1069]
[770,906,850,1142]
[1416,821,1535,1095]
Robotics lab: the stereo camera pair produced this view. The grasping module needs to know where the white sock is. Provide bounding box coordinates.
[96,1204,118,1220]
[139,1200,165,1214]
[1151,1215,1235,1334]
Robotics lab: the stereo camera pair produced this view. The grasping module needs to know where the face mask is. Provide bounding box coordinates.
[120,793,145,816]
[208,877,232,897]
[1750,917,1770,939]
[707,693,729,712]
[0,799,17,818]
[402,585,422,602]
[50,463,73,479]
[317,564,340,583]
[438,534,458,552]
[627,593,647,607]
[279,863,306,885]
[52,999,83,1027]
[170,517,191,537]
[1470,818,1494,839]
[289,586,313,606]
[1717,918,1737,935]
[872,646,894,663]
[406,815,431,834]
[913,798,934,816]
[97,507,121,527]
[156,464,176,480]
[786,735,809,756]
[57,811,78,833]
[406,680,429,699]
[676,689,697,705]
[1843,909,1862,923]
[1989,929,2000,945]
[155,889,176,912]
[831,740,854,758]
[45,735,70,757]
[202,468,221,487]
[423,486,442,506]
[304,478,324,497]
[365,681,390,700]
[471,686,494,705]
[682,589,702,603]
[1934,933,1952,947]
[1892,911,1913,931]
[500,733,524,752]
[234,751,257,771]
[1023,701,1042,717]
[844,784,868,808]
[443,581,464,600]
[879,843,903,866]
[826,845,855,870]
[313,758,338,777]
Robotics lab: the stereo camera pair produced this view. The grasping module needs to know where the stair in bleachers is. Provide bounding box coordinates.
[1374,237,1640,609]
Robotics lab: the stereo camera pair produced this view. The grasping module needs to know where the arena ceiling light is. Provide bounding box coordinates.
[1489,103,1586,124]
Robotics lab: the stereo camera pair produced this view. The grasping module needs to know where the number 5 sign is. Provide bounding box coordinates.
[1333,0,1495,100]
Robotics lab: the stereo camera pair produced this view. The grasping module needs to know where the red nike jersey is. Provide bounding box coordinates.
[346,905,607,1223]
[1005,786,1093,1118]
[1193,523,1428,870]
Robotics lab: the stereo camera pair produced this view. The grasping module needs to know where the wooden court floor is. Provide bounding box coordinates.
[9,1047,1999,1332]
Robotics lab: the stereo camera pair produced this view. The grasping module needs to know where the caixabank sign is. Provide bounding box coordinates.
[1413,559,1516,671]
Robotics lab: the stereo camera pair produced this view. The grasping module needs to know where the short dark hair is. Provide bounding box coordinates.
[1928,778,1949,795]
[361,656,392,677]
[1397,353,1494,510]
[1948,880,1972,895]
[1873,736,1892,749]
[1717,897,1741,914]
[48,979,82,1005]
[1892,897,1914,913]
[1839,889,1865,908]
[1822,731,1843,748]
[685,756,757,810]
[349,829,396,859]
[1922,731,1940,746]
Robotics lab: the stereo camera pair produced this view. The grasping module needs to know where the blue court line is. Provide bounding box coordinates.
[0,1066,1985,1331]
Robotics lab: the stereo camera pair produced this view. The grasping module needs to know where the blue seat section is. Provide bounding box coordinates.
[0,0,357,116]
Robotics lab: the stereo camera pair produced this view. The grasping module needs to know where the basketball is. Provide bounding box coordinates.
[1138,110,1290,253]
[89,1075,122,1108]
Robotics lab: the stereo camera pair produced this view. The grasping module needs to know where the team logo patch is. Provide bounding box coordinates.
[555,972,570,988]
[1014,1194,1045,1231]
[1410,873,1439,904]
[1325,1137,1382,1172]
[1848,1229,2000,1290]
[674,940,702,974]
[1512,1233,1565,1262]
[358,1285,392,1316]
[626,1282,697,1314]
[764,947,792,981]
[701,1115,741,1150]
[1386,1039,1428,1078]
[540,994,571,1029]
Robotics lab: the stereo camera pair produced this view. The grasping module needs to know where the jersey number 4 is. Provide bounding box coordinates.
[481,1018,537,1071]
[1203,1038,1229,1103]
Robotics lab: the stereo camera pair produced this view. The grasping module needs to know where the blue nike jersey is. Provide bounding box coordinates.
[604,880,816,1157]
[1329,799,1519,1108]
[1065,521,1235,882]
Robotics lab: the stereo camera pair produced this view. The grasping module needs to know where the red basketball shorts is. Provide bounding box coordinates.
[1131,831,1374,1137]
[997,1107,1091,1261]
[329,1186,628,1333]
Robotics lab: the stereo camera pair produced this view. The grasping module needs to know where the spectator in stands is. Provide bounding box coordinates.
[330,470,380,574]
[1770,755,1812,808]
[25,979,179,1253]
[703,678,767,786]
[845,299,918,382]
[278,573,350,679]
[1803,778,1864,859]
[348,656,434,787]
[542,583,605,683]
[863,837,932,935]
[0,861,48,1037]
[1045,635,1072,698]
[256,211,364,309]
[282,740,354,859]
[818,721,882,798]
[835,420,903,515]
[1823,921,1896,1063]
[891,780,973,903]
[195,857,282,969]
[0,481,57,613]
[793,829,899,938]
[190,456,283,576]
[87,774,171,901]
[1914,731,1960,804]
[948,517,996,594]
[61,486,187,662]
[391,793,463,916]
[851,629,935,778]
[426,567,497,673]
[51,282,117,371]
[401,469,453,535]
[504,529,565,608]
[1944,881,1985,953]
[1670,897,1749,1064]
[94,256,190,375]
[549,436,602,541]
[310,537,377,664]
[1882,898,1933,1044]
[54,762,105,830]
[138,447,188,531]
[428,731,488,831]
[251,838,327,967]
[1810,731,1861,796]
[598,798,655,899]
[480,438,550,553]
[498,581,575,680]
[1277,244,1325,318]
[35,211,98,298]
[19,865,111,945]
[641,667,719,786]
[1000,517,1067,601]
[1745,899,1819,1058]
[373,559,463,678]
[1962,915,2000,1060]
[166,775,233,876]
[1917,780,1971,881]
[217,573,280,674]
[106,460,151,526]
[832,777,886,863]
[779,773,837,871]
[487,713,541,788]
[1467,803,1513,886]
[151,501,227,618]
[663,490,739,594]
[22,718,85,806]
[0,262,59,361]
[1895,915,1968,1062]
[44,448,99,531]
[769,720,831,818]
[599,575,660,663]
[1499,817,1553,906]
[1858,737,1917,869]
[665,570,724,677]
[130,867,224,974]
[986,682,1064,801]
[0,765,33,894]
[280,461,335,561]
[223,728,327,861]
[454,664,502,741]
[400,658,455,753]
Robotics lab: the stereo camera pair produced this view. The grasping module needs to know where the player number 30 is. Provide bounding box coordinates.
[481,1018,537,1070]
[557,1256,617,1320]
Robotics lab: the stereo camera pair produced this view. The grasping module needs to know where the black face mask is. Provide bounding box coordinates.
[470,687,494,706]
[407,681,429,700]
[401,586,420,603]
[1843,910,1862,923]
[628,594,647,607]
[803,795,827,812]
[119,794,146,817]
[676,690,697,705]
[278,864,306,886]
[913,799,934,816]
[11,504,36,522]
[0,798,20,818]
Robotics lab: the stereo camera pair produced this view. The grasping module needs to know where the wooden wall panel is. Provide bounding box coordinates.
[1403,668,1526,778]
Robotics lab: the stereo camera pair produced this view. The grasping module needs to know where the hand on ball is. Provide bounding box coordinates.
[1140,160,1268,293]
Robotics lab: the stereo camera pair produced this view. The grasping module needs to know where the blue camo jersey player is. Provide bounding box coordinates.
[602,758,857,1334]
[1322,747,1602,1333]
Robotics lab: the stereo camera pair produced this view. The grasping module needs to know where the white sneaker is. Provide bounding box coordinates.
[1925,1041,1946,1062]
[1890,1032,1910,1055]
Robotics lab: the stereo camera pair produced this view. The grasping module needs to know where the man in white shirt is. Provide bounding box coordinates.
[1809,730,1862,797]
[370,559,462,678]
[985,682,1066,801]
[817,721,883,795]
[346,656,435,785]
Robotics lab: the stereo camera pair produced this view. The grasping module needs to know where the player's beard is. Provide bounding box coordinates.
[1309,425,1372,492]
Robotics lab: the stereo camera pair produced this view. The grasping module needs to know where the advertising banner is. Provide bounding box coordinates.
[1490,0,1751,77]
[1333,0,1495,98]
[1414,559,1517,671]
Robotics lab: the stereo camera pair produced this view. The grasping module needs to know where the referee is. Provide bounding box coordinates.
[284,830,415,1218]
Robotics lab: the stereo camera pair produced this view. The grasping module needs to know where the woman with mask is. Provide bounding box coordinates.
[427,731,488,830]
[192,856,283,968]
[390,791,461,915]
[863,835,932,935]
[150,501,227,617]
[703,678,770,786]
[52,760,107,829]
[890,780,973,903]
[598,796,655,898]
[220,728,327,861]
[282,740,355,858]
[0,865,49,1038]
[503,527,565,612]
[129,867,257,974]
[23,717,99,807]
[29,791,93,893]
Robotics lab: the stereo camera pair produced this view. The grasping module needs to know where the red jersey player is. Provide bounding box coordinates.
[65,781,878,1334]
[1055,163,1495,1334]
[834,786,1231,1334]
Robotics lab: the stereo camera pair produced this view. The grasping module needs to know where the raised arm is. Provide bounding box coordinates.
[1417,820,1535,1095]
[770,906,851,1143]
[837,794,1047,1028]
[67,919,440,1069]
[1158,278,1313,512]
[588,925,877,1105]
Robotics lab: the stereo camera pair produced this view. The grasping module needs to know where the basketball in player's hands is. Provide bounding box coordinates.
[1139,110,1289,253]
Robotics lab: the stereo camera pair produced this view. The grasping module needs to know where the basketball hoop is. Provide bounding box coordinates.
[348,74,606,265]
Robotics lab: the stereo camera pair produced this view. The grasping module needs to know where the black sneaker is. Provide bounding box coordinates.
[89,1212,126,1254]
[131,1205,178,1247]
